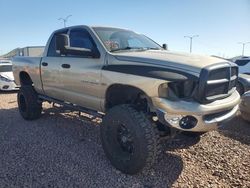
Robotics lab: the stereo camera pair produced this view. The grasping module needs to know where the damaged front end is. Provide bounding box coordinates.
[154,62,240,132]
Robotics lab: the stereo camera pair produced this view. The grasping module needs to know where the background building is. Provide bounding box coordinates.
[0,46,44,58]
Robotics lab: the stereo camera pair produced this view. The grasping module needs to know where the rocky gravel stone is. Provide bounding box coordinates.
[0,91,249,187]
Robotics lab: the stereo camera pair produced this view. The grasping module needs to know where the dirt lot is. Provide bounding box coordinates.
[0,91,249,188]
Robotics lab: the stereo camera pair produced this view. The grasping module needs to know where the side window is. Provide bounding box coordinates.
[69,29,95,50]
[47,30,68,57]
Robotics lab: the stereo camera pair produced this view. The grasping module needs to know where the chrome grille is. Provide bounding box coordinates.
[197,63,238,103]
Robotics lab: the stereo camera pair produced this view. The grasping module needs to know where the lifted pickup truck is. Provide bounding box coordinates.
[13,25,240,174]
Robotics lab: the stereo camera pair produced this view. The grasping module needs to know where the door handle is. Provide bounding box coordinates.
[42,62,48,66]
[61,64,71,69]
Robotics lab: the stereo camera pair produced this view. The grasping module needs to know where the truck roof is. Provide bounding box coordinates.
[53,25,131,33]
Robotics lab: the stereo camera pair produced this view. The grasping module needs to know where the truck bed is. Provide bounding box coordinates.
[12,56,44,94]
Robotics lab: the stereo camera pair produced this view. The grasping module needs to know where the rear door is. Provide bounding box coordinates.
[41,29,68,100]
[59,28,104,111]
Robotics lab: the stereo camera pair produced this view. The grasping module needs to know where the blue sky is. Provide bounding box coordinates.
[0,0,249,57]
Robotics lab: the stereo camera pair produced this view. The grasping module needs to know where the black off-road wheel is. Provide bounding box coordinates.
[100,104,160,174]
[17,86,42,120]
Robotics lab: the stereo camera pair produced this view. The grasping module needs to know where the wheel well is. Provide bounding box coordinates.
[19,72,33,86]
[105,84,151,111]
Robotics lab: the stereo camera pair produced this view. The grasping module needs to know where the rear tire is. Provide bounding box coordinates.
[17,86,42,120]
[101,104,160,174]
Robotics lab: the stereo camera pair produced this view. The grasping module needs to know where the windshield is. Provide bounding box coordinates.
[93,27,162,52]
[0,65,12,72]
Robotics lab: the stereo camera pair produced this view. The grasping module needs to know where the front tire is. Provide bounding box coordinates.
[17,86,42,120]
[101,104,160,174]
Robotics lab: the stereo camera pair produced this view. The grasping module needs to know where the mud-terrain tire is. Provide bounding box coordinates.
[101,104,160,174]
[17,86,42,120]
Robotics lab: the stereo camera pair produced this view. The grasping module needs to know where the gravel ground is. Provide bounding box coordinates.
[0,91,249,188]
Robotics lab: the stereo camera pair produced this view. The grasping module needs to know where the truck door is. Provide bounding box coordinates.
[40,29,68,101]
[59,28,104,111]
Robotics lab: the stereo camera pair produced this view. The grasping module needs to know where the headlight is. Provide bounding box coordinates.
[158,80,197,100]
[0,75,12,82]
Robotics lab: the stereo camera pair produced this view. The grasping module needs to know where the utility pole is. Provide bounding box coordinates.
[58,15,72,28]
[238,42,250,56]
[184,35,199,53]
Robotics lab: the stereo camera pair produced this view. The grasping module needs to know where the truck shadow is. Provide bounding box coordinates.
[163,133,201,152]
[218,114,250,145]
[0,106,184,187]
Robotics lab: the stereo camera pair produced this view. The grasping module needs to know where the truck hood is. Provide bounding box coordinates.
[0,72,14,81]
[113,50,229,74]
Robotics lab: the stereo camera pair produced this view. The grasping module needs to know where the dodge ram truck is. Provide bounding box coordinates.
[13,25,240,174]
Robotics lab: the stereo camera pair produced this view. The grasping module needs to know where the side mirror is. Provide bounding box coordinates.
[56,34,69,55]
[162,43,168,50]
[55,34,100,58]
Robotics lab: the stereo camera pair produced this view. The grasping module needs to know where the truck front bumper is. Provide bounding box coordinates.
[153,91,240,132]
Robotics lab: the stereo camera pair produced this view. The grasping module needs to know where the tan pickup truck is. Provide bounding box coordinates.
[13,25,240,174]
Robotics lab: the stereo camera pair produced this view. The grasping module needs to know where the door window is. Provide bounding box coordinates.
[70,29,95,50]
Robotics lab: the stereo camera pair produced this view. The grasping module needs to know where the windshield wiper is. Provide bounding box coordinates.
[110,46,161,52]
[110,47,145,52]
[144,47,161,50]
